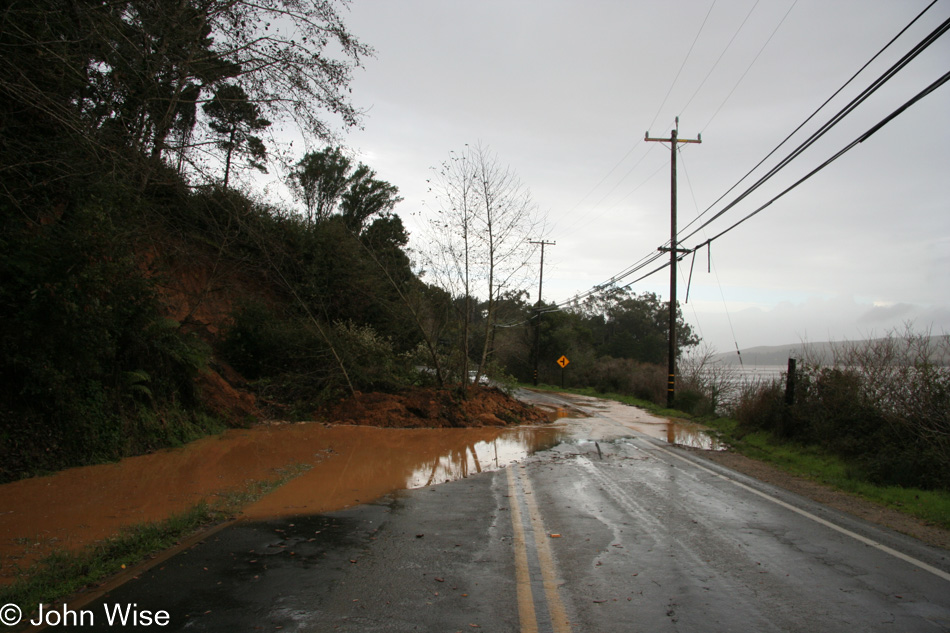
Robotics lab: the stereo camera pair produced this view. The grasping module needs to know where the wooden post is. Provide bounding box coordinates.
[785,358,797,407]
[530,240,555,386]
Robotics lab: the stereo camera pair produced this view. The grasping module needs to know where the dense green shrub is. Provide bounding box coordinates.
[330,320,411,392]
[733,381,787,436]
[573,357,666,404]
[730,330,950,490]
[0,203,219,481]
[221,301,412,410]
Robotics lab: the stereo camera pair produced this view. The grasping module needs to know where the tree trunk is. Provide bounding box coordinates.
[223,127,236,187]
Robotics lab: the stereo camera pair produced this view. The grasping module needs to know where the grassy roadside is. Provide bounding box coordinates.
[700,417,950,531]
[0,463,311,618]
[527,383,950,531]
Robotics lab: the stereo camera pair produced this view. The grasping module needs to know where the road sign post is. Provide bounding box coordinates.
[556,356,570,389]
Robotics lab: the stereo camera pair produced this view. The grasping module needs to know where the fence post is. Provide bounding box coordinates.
[785,358,797,406]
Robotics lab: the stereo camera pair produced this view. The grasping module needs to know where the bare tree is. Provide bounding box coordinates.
[423,143,545,386]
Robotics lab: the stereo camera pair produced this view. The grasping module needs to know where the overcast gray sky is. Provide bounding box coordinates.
[293,0,950,353]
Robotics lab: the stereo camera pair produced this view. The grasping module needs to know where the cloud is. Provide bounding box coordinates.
[857,303,915,324]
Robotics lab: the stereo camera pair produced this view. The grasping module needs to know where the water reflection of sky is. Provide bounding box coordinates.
[406,427,566,489]
[529,394,725,451]
[667,422,725,451]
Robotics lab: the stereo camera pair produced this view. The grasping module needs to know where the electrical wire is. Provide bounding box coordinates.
[680,0,940,238]
[550,0,719,239]
[680,149,743,363]
[556,144,662,235]
[647,0,719,133]
[554,0,767,244]
[521,3,947,325]
[680,0,761,119]
[693,67,950,250]
[548,47,950,318]
[700,0,799,133]
[557,144,643,223]
[679,12,950,246]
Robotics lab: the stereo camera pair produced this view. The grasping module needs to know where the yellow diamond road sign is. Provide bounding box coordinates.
[557,355,570,368]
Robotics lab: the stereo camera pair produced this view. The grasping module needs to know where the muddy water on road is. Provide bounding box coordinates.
[0,392,718,582]
[0,423,564,582]
[240,424,565,519]
[526,391,724,450]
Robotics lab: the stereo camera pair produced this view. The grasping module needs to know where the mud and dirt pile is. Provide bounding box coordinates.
[318,387,550,428]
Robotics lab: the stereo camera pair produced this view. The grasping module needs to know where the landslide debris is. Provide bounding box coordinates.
[317,387,549,428]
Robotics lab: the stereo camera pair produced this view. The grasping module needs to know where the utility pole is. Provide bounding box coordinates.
[646,117,701,407]
[529,239,555,386]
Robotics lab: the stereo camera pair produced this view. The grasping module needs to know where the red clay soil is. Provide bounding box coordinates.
[317,386,550,428]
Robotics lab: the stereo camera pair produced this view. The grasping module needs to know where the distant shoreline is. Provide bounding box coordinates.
[708,335,949,367]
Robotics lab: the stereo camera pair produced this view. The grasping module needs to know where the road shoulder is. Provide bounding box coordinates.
[692,448,950,550]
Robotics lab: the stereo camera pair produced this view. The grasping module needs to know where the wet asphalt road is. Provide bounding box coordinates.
[41,392,950,632]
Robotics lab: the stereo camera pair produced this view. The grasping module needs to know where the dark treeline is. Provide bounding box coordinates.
[0,1,701,482]
[490,289,698,401]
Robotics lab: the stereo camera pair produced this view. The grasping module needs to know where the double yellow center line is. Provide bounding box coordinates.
[507,467,572,633]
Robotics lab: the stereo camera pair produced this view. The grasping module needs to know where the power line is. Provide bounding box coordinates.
[680,0,940,239]
[552,0,718,236]
[550,42,950,318]
[680,150,743,363]
[680,12,950,246]
[557,144,643,223]
[680,0,761,118]
[647,0,719,133]
[692,67,950,252]
[542,3,948,323]
[556,0,757,240]
[700,0,799,133]
[556,143,661,235]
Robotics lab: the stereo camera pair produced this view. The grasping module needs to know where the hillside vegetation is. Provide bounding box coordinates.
[0,0,396,481]
[1,1,702,483]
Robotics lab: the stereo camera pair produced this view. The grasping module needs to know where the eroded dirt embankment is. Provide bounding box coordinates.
[316,387,550,428]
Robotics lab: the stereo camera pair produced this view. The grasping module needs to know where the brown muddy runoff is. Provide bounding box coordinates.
[0,421,565,583]
[0,390,719,583]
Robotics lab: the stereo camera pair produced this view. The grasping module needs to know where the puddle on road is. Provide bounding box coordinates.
[665,420,725,451]
[0,422,564,581]
[242,424,565,519]
[527,392,724,451]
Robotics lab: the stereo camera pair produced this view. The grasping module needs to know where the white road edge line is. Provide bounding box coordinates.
[651,443,950,584]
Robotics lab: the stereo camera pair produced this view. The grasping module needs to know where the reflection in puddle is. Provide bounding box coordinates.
[1,391,725,581]
[240,425,566,519]
[666,421,725,451]
[405,427,565,489]
[524,391,724,450]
